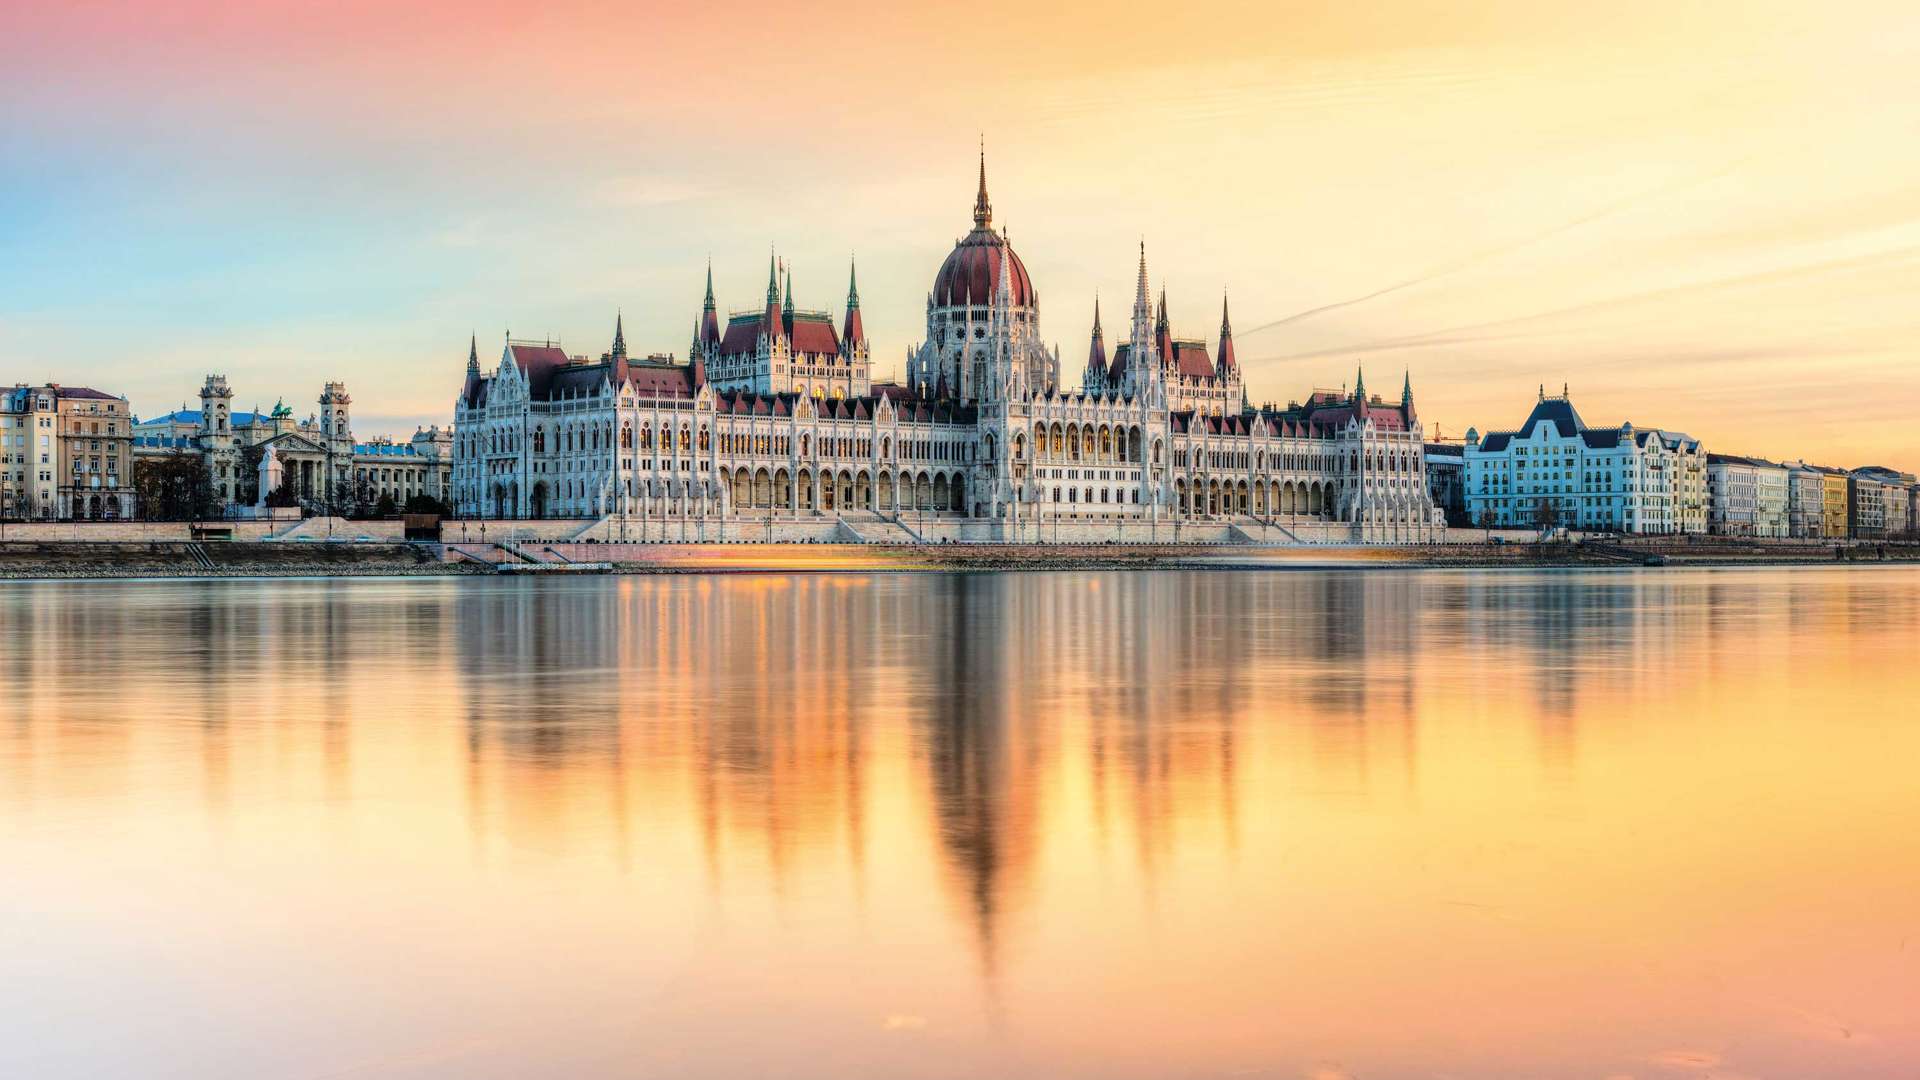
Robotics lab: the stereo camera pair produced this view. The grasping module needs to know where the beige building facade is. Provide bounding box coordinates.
[3,384,135,520]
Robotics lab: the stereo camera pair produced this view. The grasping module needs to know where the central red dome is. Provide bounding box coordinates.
[932,228,1034,309]
[931,154,1035,309]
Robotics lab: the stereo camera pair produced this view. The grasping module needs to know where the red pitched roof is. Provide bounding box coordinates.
[1171,340,1214,379]
[508,344,572,398]
[717,312,843,358]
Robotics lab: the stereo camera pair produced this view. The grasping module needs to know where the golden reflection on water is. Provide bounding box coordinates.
[2,570,1918,1079]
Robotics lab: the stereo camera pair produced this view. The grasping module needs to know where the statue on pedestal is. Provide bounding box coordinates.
[257,444,283,509]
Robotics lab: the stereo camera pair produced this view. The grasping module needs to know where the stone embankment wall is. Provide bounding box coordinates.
[0,541,487,578]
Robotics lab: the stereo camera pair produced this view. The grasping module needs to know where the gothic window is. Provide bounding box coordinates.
[620,424,632,449]
[533,429,545,453]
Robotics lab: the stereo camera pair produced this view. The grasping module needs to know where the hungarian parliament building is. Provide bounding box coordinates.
[451,158,1444,541]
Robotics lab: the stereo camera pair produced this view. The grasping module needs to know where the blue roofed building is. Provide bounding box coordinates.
[1463,387,1707,535]
[132,375,454,516]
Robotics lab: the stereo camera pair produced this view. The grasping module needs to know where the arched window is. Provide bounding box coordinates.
[620,424,632,449]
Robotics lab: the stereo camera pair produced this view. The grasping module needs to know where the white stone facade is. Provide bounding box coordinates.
[451,162,1445,541]
[1707,454,1789,538]
[134,377,452,514]
[1464,390,1707,534]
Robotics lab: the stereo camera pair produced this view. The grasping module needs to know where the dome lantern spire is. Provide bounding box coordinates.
[973,140,992,230]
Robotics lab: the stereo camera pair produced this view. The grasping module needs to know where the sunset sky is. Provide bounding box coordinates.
[3,1,1916,465]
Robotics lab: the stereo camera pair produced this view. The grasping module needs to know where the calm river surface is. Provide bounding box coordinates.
[3,569,1918,1079]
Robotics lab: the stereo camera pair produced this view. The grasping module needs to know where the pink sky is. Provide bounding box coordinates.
[3,0,1917,465]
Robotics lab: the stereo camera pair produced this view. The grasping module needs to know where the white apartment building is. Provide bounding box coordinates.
[1463,389,1707,534]
[1707,454,1789,538]
[1850,467,1918,540]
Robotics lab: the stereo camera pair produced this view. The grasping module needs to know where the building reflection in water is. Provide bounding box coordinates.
[4,570,1919,1079]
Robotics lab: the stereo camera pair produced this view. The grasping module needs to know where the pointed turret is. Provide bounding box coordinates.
[1153,285,1173,369]
[466,333,479,376]
[1354,366,1368,404]
[1402,370,1414,407]
[1216,293,1236,373]
[610,309,627,362]
[1128,241,1159,395]
[973,143,992,230]
[763,251,782,341]
[1087,294,1107,382]
[1131,242,1153,339]
[842,257,865,350]
[699,260,721,347]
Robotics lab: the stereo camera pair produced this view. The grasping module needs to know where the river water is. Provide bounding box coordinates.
[2,569,1917,1079]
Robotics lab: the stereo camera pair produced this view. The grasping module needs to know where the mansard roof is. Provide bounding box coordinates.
[1515,397,1586,440]
[508,343,572,397]
[133,434,195,450]
[1283,393,1412,433]
[548,364,616,398]
[709,387,975,426]
[1171,339,1214,379]
[718,310,842,357]
[1110,340,1221,382]
[1471,396,1698,453]
[139,408,275,428]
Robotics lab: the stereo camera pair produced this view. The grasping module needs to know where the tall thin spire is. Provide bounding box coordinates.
[1216,293,1236,373]
[782,263,795,318]
[1403,369,1414,407]
[1131,241,1154,365]
[699,261,722,347]
[764,249,783,342]
[842,256,865,348]
[467,333,479,375]
[610,308,627,361]
[1087,293,1108,382]
[1354,366,1367,404]
[973,139,992,229]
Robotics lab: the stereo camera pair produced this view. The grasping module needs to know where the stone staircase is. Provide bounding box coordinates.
[835,512,921,544]
[1230,518,1306,545]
